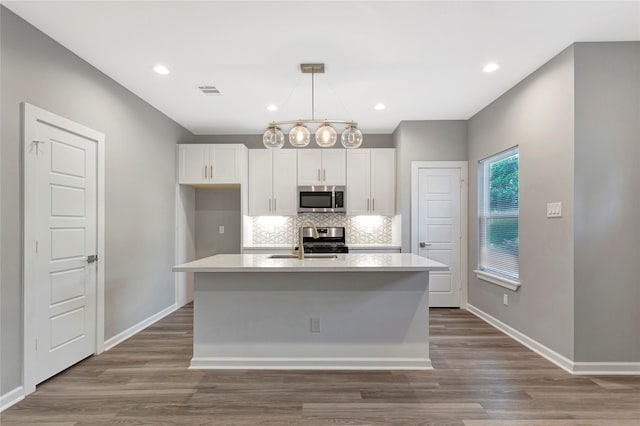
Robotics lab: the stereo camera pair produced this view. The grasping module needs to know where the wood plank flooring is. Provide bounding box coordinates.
[2,305,639,425]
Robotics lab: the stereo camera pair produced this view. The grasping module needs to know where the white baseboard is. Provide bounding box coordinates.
[466,304,574,374]
[190,357,433,370]
[466,304,640,375]
[104,303,177,351]
[573,362,640,375]
[1,386,24,412]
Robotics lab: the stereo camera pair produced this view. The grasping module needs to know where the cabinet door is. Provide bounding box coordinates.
[248,150,273,216]
[212,145,242,183]
[370,149,395,216]
[297,149,323,186]
[346,149,371,215]
[272,150,298,216]
[178,144,209,184]
[321,149,346,186]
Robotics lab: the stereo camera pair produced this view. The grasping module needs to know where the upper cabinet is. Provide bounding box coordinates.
[249,149,297,216]
[178,144,247,185]
[346,148,395,216]
[297,149,346,186]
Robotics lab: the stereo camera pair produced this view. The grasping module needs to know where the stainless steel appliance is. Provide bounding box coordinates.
[296,226,349,254]
[297,186,345,213]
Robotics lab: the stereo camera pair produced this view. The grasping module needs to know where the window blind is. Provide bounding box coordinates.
[478,147,519,280]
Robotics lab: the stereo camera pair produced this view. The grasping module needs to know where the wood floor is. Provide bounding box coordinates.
[2,305,639,425]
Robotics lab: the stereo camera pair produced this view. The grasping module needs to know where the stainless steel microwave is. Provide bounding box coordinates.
[297,186,346,213]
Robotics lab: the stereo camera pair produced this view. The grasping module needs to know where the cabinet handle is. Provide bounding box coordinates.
[317,168,321,181]
[210,165,213,180]
[204,165,207,179]
[372,198,375,212]
[323,168,326,182]
[274,198,277,212]
[367,198,370,212]
[269,198,272,212]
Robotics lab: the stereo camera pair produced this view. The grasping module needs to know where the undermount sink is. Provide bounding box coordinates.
[268,254,338,260]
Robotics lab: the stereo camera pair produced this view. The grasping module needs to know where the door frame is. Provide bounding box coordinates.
[22,103,106,395]
[411,161,468,308]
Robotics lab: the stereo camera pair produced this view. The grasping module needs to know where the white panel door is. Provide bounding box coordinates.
[34,121,97,384]
[370,149,395,216]
[346,149,371,215]
[272,150,298,215]
[248,149,273,216]
[418,168,461,307]
[321,149,346,186]
[178,144,208,184]
[297,149,323,185]
[212,145,241,183]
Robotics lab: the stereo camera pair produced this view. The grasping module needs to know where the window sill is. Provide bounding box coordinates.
[474,270,521,291]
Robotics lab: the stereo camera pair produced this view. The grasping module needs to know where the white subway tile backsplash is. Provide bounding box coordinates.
[251,214,393,246]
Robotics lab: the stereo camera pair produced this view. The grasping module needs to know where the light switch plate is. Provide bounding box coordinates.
[547,202,562,218]
[219,226,225,234]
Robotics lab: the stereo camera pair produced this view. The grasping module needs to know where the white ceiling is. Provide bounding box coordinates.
[4,1,640,135]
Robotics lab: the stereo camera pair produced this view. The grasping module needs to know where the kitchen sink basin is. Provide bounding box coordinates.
[268,254,338,260]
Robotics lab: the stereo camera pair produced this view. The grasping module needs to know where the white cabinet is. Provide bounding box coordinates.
[297,149,346,186]
[249,149,297,216]
[178,144,246,184]
[346,148,395,216]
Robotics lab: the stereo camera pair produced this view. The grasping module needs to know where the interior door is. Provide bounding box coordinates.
[417,168,461,307]
[34,120,97,384]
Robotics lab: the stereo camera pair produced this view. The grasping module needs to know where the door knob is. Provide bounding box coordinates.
[419,242,431,248]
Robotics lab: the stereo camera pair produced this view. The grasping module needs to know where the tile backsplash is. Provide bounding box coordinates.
[251,214,393,246]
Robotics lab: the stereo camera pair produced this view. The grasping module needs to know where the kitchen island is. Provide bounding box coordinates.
[173,253,448,370]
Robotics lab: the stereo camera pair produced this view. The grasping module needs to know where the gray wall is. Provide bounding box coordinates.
[468,46,576,359]
[195,189,241,259]
[0,7,193,394]
[573,42,640,362]
[394,121,468,253]
[192,133,394,149]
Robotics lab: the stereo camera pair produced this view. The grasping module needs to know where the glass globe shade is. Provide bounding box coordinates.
[263,126,285,149]
[289,124,311,147]
[315,123,337,147]
[341,125,363,148]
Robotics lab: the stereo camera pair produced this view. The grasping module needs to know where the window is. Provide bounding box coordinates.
[476,147,520,290]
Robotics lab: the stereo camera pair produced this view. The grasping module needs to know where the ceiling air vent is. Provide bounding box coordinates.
[198,85,221,95]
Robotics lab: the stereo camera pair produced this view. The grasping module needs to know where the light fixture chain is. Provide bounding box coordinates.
[311,71,315,121]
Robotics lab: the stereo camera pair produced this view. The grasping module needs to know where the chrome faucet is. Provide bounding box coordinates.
[295,220,319,260]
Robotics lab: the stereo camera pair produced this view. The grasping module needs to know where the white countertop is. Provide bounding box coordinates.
[173,253,448,273]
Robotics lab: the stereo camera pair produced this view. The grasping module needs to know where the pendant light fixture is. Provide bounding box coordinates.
[264,63,363,149]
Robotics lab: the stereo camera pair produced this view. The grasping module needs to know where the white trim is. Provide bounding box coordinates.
[411,161,468,308]
[104,304,177,351]
[22,103,106,395]
[466,304,574,374]
[474,269,521,291]
[467,304,640,375]
[190,357,433,370]
[0,387,24,412]
[572,362,640,375]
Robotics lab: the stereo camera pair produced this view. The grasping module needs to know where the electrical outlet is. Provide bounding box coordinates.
[503,294,508,306]
[547,202,562,218]
[310,317,321,333]
[219,226,225,234]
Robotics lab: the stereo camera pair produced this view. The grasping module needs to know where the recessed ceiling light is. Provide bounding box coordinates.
[483,63,499,73]
[267,104,278,111]
[374,103,386,111]
[153,65,170,75]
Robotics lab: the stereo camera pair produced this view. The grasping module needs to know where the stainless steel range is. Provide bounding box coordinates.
[297,226,349,254]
